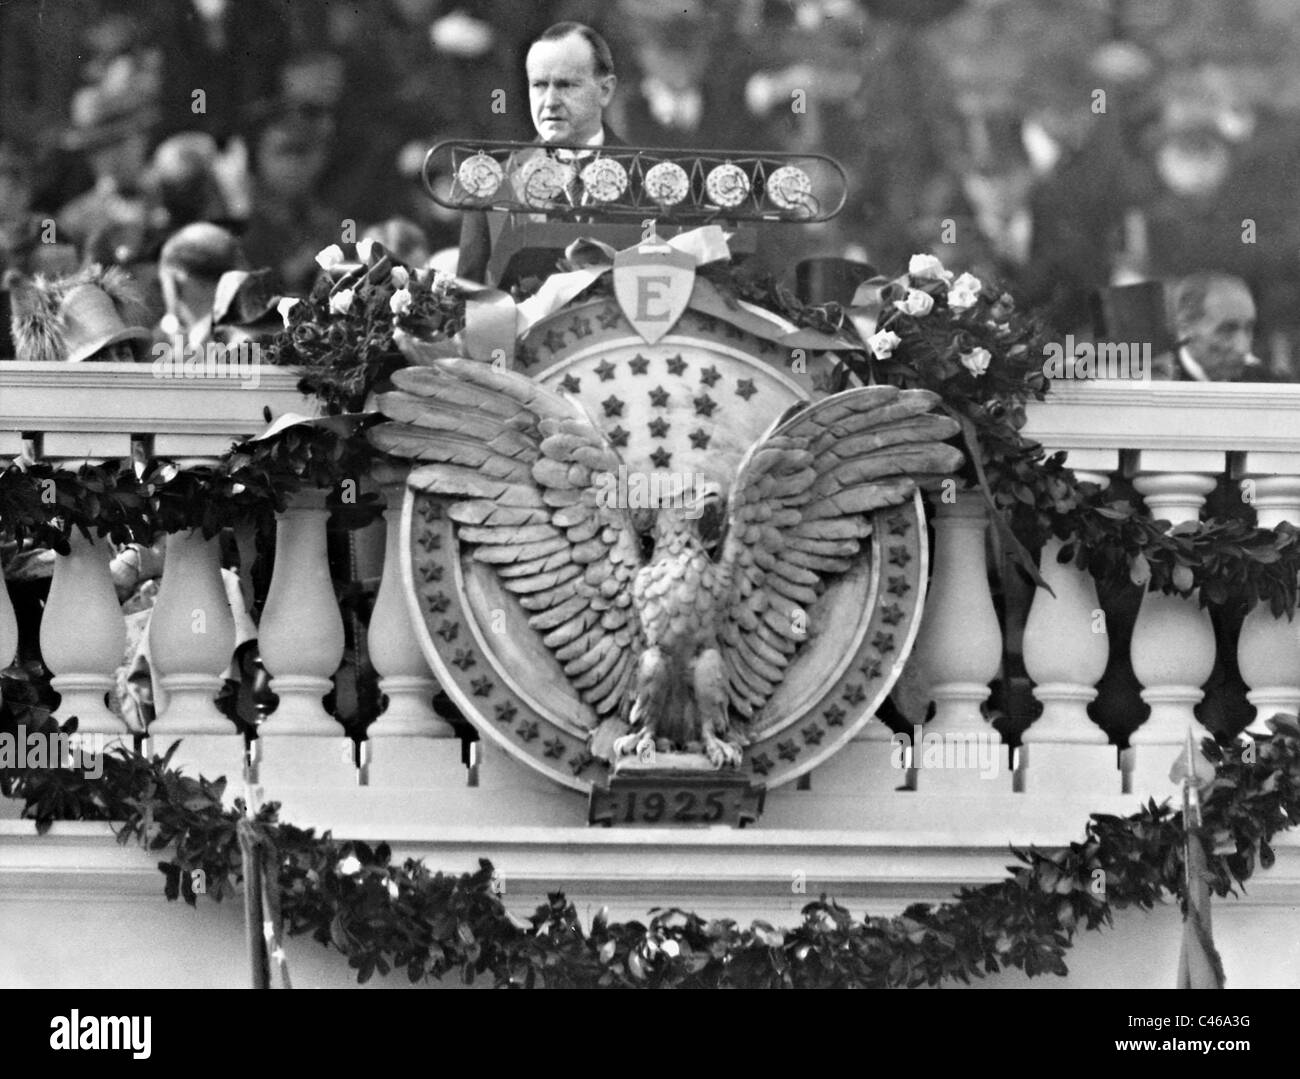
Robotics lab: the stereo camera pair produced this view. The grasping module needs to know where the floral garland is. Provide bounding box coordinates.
[725,255,1300,615]
[2,712,1297,987]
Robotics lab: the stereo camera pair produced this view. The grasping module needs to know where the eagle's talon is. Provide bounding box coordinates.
[613,730,655,760]
[703,732,743,769]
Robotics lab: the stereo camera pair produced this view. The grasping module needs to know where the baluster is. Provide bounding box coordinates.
[256,489,354,802]
[908,490,1008,791]
[41,530,129,740]
[1021,523,1118,793]
[1237,473,1300,735]
[1128,471,1217,796]
[364,463,463,790]
[147,528,240,779]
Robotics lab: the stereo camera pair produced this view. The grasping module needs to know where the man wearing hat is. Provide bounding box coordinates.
[56,55,161,249]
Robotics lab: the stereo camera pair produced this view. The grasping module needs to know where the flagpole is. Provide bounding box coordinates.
[240,747,271,990]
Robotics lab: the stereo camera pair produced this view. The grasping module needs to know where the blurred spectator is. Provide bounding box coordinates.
[156,222,248,349]
[1152,272,1271,382]
[9,264,151,363]
[56,53,160,249]
[361,218,431,268]
[146,133,232,231]
[0,141,43,277]
[151,0,290,145]
[240,101,341,293]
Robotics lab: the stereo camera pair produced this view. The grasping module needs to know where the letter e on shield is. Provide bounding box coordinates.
[613,243,694,344]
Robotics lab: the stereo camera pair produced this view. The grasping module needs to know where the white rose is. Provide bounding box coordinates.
[866,329,902,359]
[355,238,375,263]
[960,347,992,376]
[328,288,355,315]
[276,297,300,329]
[389,287,413,316]
[893,288,934,317]
[390,265,410,288]
[951,271,983,294]
[660,939,680,958]
[337,855,362,876]
[948,286,980,311]
[315,243,345,270]
[908,253,952,282]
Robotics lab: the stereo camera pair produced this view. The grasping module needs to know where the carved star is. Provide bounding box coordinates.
[494,701,518,723]
[666,354,687,376]
[888,547,912,567]
[860,658,882,680]
[416,500,442,521]
[887,514,911,536]
[594,358,617,382]
[607,425,630,448]
[699,365,721,387]
[648,417,670,438]
[423,590,449,613]
[568,752,595,775]
[602,395,624,418]
[417,531,439,552]
[750,752,773,776]
[417,563,441,583]
[694,313,719,335]
[452,649,476,671]
[688,428,711,449]
[543,328,568,354]
[543,736,566,759]
[648,385,670,407]
[722,320,744,340]
[570,316,592,339]
[516,720,539,742]
[880,603,905,626]
[887,575,910,596]
[777,739,800,762]
[471,676,493,697]
[436,621,459,642]
[628,353,650,375]
[597,305,623,330]
[559,373,581,393]
[650,447,672,469]
[735,379,758,401]
[693,394,716,417]
[823,703,846,727]
[516,342,538,369]
[872,632,895,655]
[841,682,866,705]
[801,725,825,746]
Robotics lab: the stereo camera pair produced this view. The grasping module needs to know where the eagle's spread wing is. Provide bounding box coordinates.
[716,386,963,721]
[368,358,644,721]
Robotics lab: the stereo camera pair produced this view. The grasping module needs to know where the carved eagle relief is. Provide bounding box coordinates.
[370,358,963,769]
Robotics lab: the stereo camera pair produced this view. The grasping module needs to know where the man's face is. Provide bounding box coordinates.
[1182,283,1256,381]
[526,34,615,144]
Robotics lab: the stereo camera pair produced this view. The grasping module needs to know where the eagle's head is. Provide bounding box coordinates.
[645,479,725,555]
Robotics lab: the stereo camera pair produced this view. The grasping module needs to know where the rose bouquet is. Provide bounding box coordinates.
[265,241,466,414]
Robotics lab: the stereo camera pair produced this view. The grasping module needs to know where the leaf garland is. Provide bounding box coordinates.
[3,710,1298,988]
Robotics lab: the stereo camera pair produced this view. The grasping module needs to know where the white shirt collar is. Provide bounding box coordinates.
[1177,346,1210,382]
[551,128,605,161]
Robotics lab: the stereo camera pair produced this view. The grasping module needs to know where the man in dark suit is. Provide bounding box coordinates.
[1151,272,1273,382]
[457,22,623,285]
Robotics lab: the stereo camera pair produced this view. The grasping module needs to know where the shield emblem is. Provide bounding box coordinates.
[613,243,695,344]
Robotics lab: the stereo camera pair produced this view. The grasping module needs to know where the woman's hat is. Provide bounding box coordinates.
[10,265,150,363]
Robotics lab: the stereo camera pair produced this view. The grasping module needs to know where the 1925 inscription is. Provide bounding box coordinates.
[590,772,765,828]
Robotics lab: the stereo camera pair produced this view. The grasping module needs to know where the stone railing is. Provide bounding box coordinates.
[2,367,1299,834]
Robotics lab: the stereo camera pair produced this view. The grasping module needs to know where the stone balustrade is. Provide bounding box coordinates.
[3,366,1300,831]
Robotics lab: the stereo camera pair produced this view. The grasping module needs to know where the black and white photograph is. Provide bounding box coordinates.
[0,0,1296,1015]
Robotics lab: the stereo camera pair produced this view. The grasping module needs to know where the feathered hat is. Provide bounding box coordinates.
[10,264,151,363]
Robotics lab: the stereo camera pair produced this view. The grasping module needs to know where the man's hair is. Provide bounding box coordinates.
[159,222,248,281]
[1171,272,1252,331]
[532,21,615,77]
